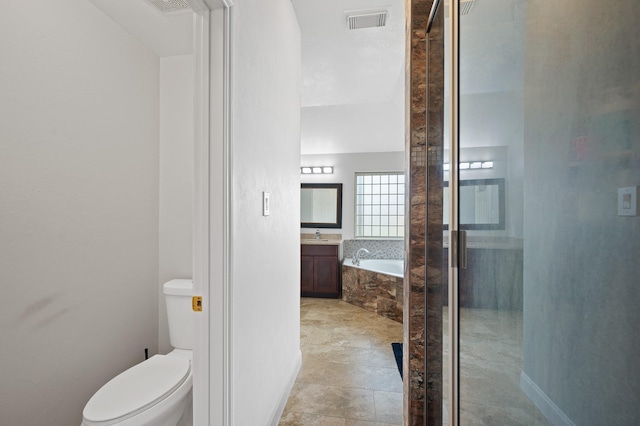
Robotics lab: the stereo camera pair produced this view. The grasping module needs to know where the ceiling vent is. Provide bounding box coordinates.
[143,0,191,14]
[346,10,388,30]
[460,0,476,15]
[444,0,477,16]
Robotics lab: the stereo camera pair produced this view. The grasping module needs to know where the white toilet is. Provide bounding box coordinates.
[82,279,195,426]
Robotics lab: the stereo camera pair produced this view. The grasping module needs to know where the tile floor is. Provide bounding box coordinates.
[443,307,550,425]
[279,297,404,426]
[280,298,550,426]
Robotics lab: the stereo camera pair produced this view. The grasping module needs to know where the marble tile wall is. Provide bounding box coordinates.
[343,239,404,260]
[404,0,444,424]
[342,265,404,323]
[425,3,445,425]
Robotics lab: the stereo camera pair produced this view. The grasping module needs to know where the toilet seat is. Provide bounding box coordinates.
[83,355,191,425]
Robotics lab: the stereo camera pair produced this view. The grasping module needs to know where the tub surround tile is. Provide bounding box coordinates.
[343,240,404,260]
[342,265,403,323]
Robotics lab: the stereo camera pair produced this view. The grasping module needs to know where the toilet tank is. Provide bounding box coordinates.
[163,279,194,350]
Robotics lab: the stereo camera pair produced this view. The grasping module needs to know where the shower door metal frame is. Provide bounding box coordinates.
[446,0,462,424]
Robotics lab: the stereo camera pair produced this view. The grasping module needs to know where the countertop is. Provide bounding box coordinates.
[300,233,342,246]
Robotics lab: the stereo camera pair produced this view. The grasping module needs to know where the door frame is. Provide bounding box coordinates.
[188,0,234,424]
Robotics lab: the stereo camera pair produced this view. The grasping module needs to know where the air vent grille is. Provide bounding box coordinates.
[145,0,190,13]
[347,11,388,30]
[444,0,477,16]
[460,0,475,15]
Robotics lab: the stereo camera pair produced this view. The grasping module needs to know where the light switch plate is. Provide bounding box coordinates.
[618,186,639,216]
[263,192,270,216]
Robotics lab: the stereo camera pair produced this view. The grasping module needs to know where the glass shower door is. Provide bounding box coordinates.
[446,0,640,425]
[456,0,541,423]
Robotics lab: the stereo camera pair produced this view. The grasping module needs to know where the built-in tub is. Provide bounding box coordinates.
[343,258,404,278]
[342,258,404,323]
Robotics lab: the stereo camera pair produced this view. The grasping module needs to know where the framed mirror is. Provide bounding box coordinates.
[443,178,505,230]
[301,183,343,228]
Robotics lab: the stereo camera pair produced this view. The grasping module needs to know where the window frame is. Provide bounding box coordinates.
[354,171,406,239]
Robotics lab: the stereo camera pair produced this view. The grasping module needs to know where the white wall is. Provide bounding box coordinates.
[231,1,303,424]
[301,152,405,240]
[522,0,640,423]
[300,89,405,155]
[0,1,160,425]
[158,55,193,354]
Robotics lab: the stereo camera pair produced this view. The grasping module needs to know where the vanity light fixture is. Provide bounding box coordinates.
[300,166,334,174]
[442,161,494,170]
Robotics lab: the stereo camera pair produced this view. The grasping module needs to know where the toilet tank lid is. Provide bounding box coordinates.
[83,355,190,423]
[163,279,193,296]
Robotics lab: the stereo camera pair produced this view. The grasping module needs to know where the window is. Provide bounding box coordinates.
[355,172,405,238]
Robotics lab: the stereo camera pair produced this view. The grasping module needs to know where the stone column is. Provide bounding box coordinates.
[403,0,444,424]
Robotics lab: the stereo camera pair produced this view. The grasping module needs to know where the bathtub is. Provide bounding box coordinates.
[342,258,404,323]
[342,258,404,278]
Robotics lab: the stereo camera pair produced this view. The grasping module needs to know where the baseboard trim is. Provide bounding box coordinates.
[520,372,575,426]
[269,349,302,426]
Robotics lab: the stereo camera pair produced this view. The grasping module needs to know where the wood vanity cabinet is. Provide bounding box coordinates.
[300,244,340,298]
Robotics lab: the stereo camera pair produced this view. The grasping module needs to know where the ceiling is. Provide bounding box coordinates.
[88,0,192,57]
[87,0,407,155]
[292,0,406,155]
[291,0,405,108]
[86,1,525,155]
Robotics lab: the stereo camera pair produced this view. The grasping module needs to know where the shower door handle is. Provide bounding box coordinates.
[451,230,468,269]
[459,230,467,269]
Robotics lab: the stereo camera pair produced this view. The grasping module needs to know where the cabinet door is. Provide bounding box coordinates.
[301,255,315,293]
[313,256,338,294]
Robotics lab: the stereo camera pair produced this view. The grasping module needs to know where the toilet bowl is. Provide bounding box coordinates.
[82,279,194,426]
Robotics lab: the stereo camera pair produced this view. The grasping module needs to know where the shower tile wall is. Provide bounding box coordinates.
[403,0,444,424]
[424,3,445,424]
[402,0,445,424]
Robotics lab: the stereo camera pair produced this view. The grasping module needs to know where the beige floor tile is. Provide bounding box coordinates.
[373,391,403,424]
[297,360,402,392]
[283,382,376,422]
[279,412,346,426]
[302,345,397,368]
[280,298,403,425]
[344,420,401,426]
[284,297,549,426]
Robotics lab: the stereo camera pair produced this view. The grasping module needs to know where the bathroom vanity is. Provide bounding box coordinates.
[300,235,342,298]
